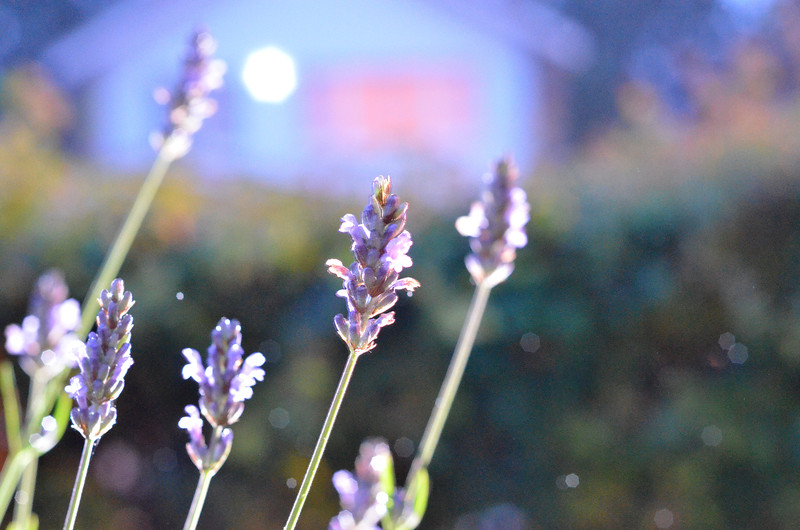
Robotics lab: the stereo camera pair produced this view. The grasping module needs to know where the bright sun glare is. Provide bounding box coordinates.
[242,46,297,103]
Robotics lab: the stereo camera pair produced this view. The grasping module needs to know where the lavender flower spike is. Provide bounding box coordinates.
[4,269,82,380]
[152,28,226,160]
[326,175,420,355]
[329,439,395,530]
[455,157,530,287]
[180,318,265,471]
[65,279,134,441]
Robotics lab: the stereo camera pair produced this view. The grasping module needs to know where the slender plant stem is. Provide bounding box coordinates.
[78,144,175,338]
[13,457,38,528]
[183,425,224,530]
[0,446,36,519]
[13,373,47,528]
[63,438,94,530]
[284,350,360,530]
[183,470,213,530]
[0,361,22,455]
[407,281,492,482]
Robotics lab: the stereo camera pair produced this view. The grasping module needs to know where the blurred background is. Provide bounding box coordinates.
[3,0,800,528]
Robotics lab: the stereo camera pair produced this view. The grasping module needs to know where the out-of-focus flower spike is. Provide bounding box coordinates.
[4,269,82,379]
[151,28,226,161]
[456,157,530,287]
[329,438,396,530]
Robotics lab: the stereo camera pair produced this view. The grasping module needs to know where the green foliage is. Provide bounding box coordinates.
[4,103,800,528]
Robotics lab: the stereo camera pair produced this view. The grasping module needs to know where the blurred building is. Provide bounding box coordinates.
[39,0,593,195]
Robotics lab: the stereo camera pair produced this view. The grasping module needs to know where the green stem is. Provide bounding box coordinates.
[13,373,47,528]
[406,281,492,484]
[284,350,360,530]
[12,458,38,528]
[63,438,94,530]
[0,362,22,455]
[183,470,214,530]
[78,144,175,338]
[0,447,36,520]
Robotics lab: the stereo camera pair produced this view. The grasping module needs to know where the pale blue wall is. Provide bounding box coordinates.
[46,0,542,195]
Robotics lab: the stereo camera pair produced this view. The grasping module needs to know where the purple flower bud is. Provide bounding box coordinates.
[151,28,226,160]
[327,176,420,355]
[456,157,530,287]
[181,318,265,428]
[179,318,263,473]
[178,405,233,474]
[66,279,134,441]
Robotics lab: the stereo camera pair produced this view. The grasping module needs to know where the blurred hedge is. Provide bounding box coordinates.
[5,91,800,529]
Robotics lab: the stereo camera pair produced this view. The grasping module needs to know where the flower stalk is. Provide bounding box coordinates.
[401,158,529,528]
[63,279,135,530]
[62,438,93,530]
[284,176,419,530]
[286,349,360,530]
[179,318,265,530]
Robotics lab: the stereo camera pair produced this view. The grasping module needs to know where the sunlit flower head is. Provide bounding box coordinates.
[326,176,420,355]
[65,279,134,441]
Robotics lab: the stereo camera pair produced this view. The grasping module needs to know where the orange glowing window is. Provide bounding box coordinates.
[306,66,476,155]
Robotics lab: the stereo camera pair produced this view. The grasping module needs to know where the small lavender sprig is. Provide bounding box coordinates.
[329,439,395,530]
[180,318,265,530]
[63,279,134,530]
[5,270,82,380]
[285,176,419,530]
[152,28,226,161]
[2,270,82,527]
[455,157,530,287]
[402,157,530,528]
[329,437,428,530]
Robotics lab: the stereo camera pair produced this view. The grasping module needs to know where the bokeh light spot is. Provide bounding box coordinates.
[719,332,736,350]
[701,424,723,447]
[269,407,290,429]
[260,338,282,363]
[242,46,297,103]
[286,477,297,488]
[153,447,177,472]
[728,342,748,364]
[93,441,142,494]
[394,436,414,458]
[654,508,674,528]
[520,332,541,353]
[41,415,57,434]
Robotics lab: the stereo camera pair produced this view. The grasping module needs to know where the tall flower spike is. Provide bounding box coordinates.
[180,318,265,471]
[455,157,530,287]
[152,28,226,160]
[4,269,82,379]
[65,279,134,441]
[329,439,395,530]
[326,175,420,355]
